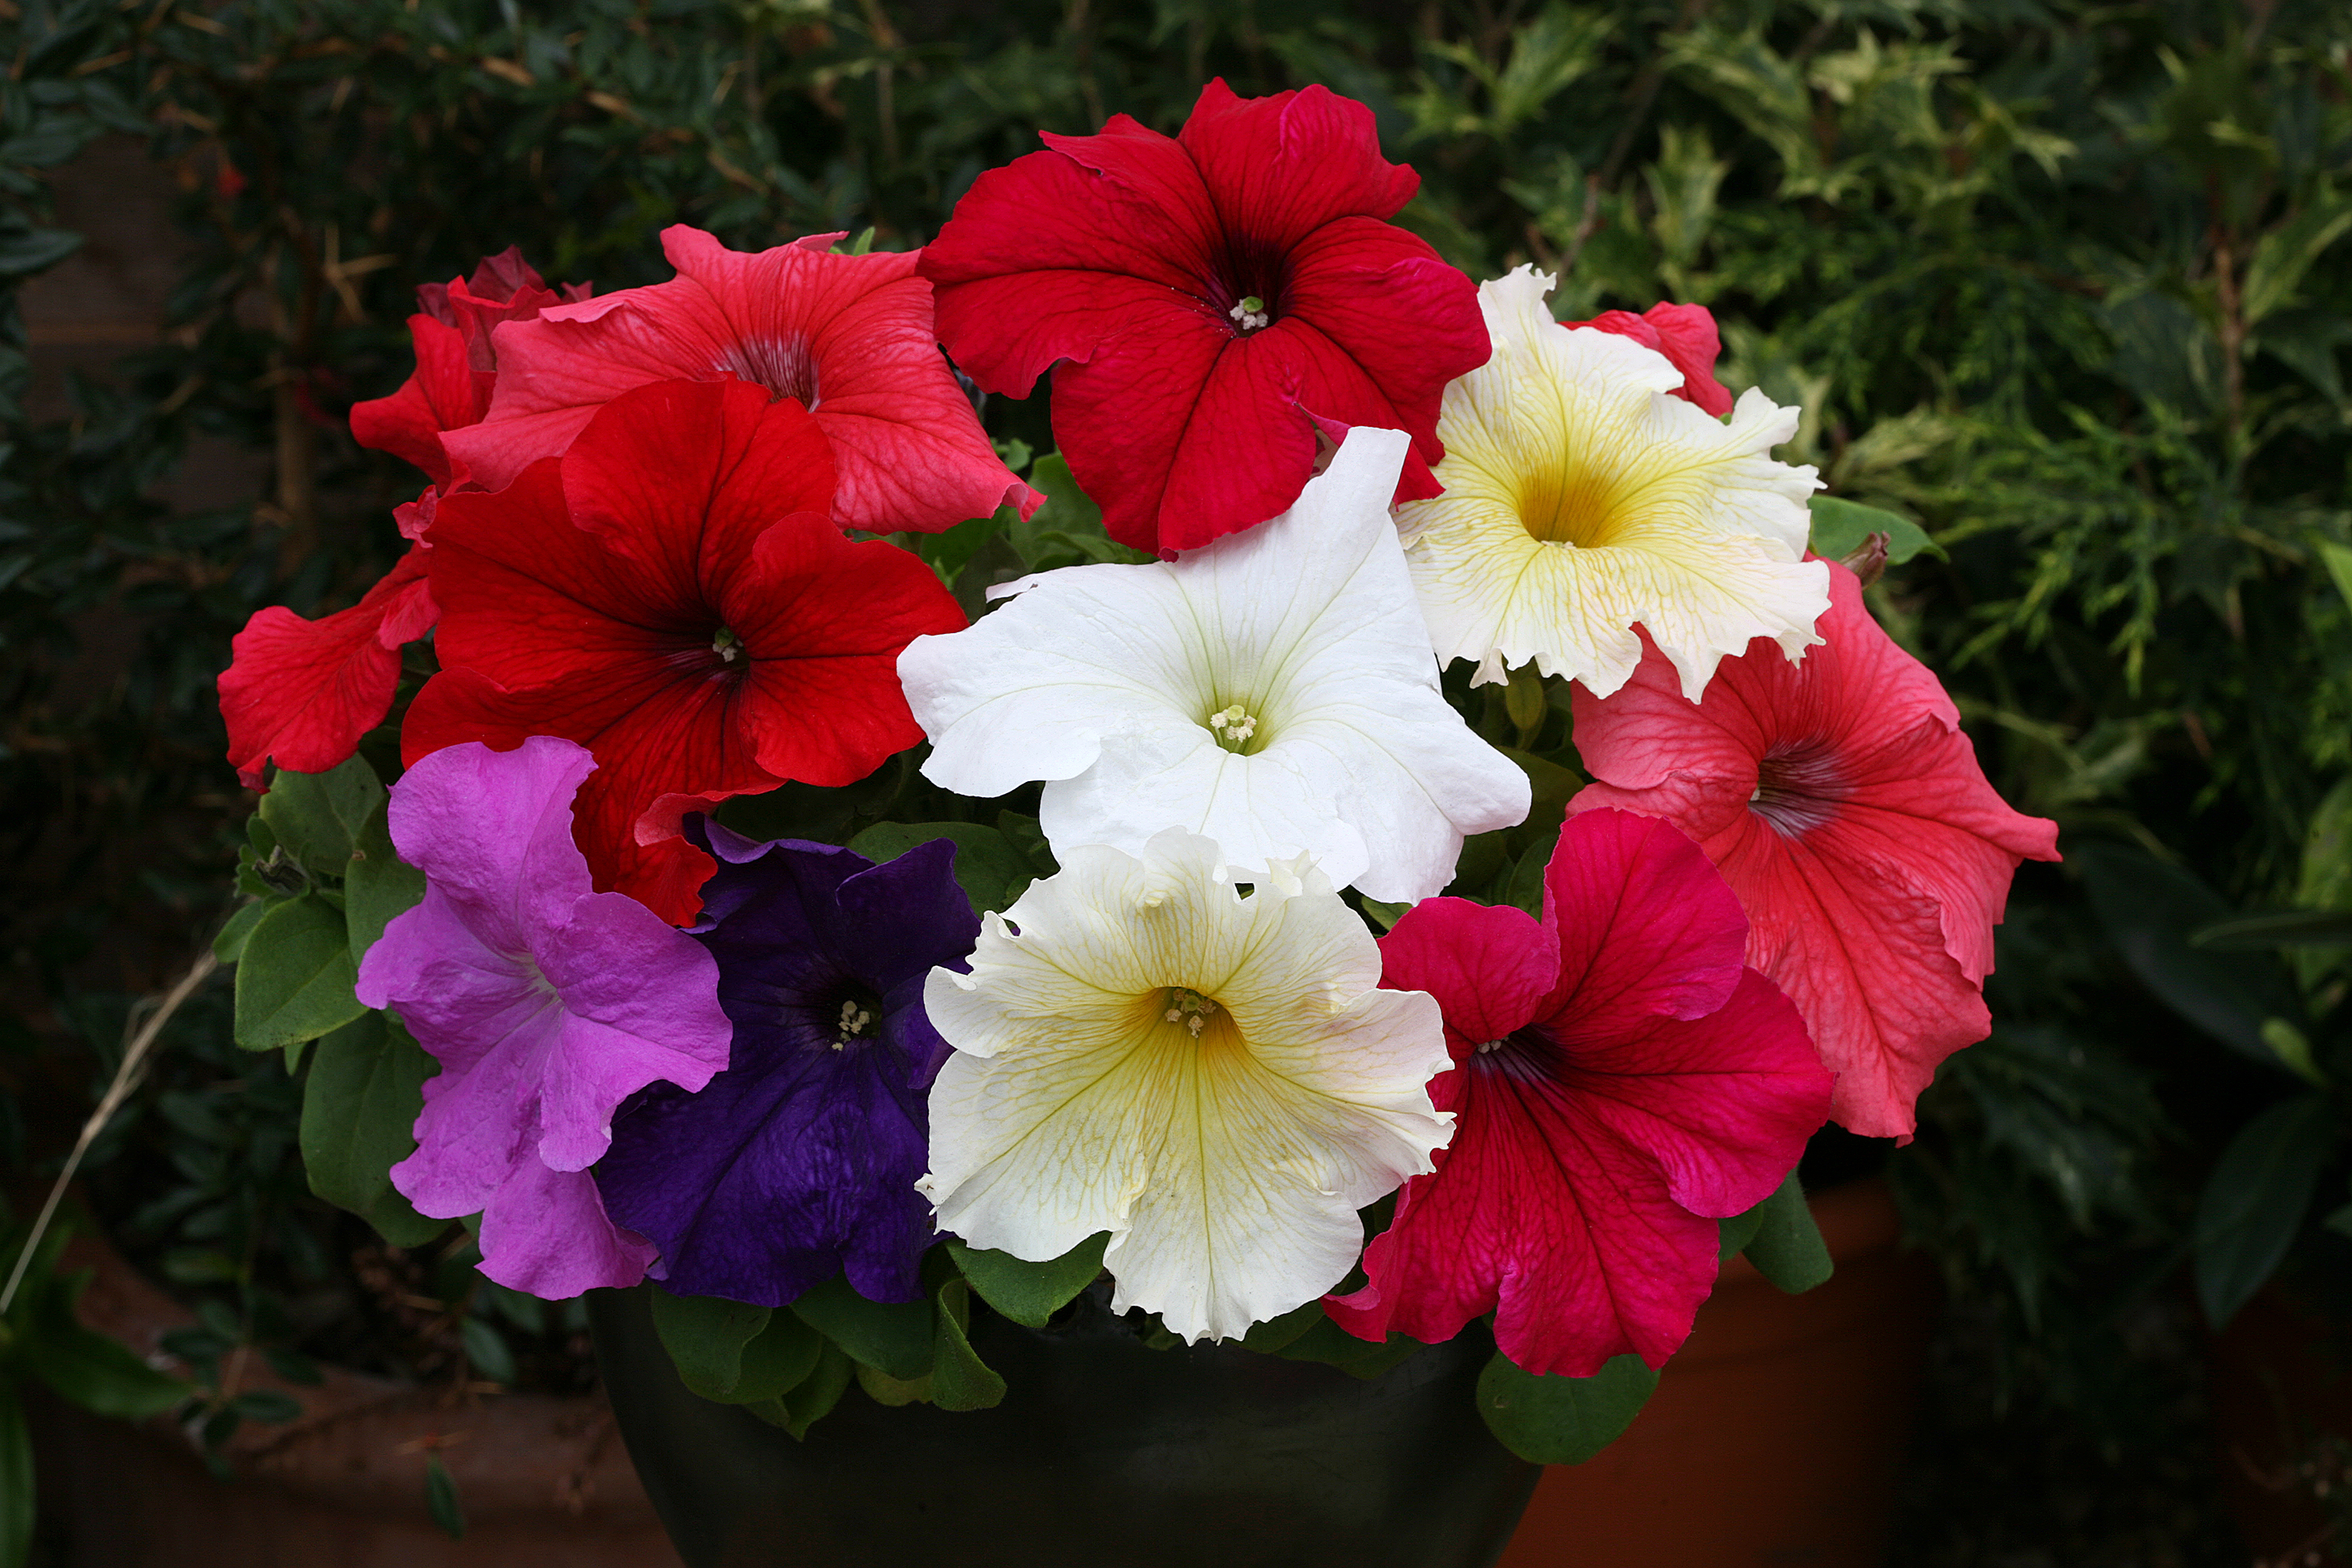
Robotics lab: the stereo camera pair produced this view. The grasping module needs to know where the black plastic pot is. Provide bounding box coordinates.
[589,1284,1538,1568]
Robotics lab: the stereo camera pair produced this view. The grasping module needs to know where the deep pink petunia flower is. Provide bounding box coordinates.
[440,225,1036,534]
[1566,301,1733,416]
[402,377,966,926]
[217,545,437,787]
[1325,809,1829,1378]
[350,246,591,489]
[918,80,1489,557]
[353,737,732,1299]
[1568,561,2061,1139]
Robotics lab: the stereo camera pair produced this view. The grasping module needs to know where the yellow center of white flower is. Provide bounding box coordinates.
[1513,457,1638,549]
[1160,987,1223,1040]
[1204,702,1261,753]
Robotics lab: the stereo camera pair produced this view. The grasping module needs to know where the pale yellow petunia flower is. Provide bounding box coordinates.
[1396,265,1830,700]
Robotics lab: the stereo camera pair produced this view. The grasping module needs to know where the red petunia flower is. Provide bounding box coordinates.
[1566,301,1733,417]
[350,247,591,488]
[1325,809,1829,1378]
[440,225,1036,534]
[1567,562,2061,1139]
[401,377,965,925]
[218,546,437,788]
[918,80,1489,557]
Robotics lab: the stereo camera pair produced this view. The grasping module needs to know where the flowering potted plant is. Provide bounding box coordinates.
[210,80,2056,1567]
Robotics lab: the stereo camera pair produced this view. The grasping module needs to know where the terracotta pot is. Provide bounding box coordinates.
[31,1231,677,1568]
[2207,1284,2352,1564]
[1497,1177,1939,1568]
[590,1281,1539,1568]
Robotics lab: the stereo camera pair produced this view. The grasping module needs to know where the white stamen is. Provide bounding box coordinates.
[1206,702,1260,752]
[1477,1038,1505,1054]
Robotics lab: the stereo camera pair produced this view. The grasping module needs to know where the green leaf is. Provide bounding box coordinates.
[1270,1316,1426,1379]
[213,898,272,965]
[258,756,385,879]
[846,822,1033,915]
[1717,1193,1770,1261]
[649,1288,773,1402]
[730,1311,824,1404]
[1010,452,1153,570]
[424,1452,466,1539]
[1740,1171,1833,1293]
[927,1278,1007,1412]
[0,1384,31,1568]
[786,1273,935,1381]
[1806,495,1943,564]
[1501,827,1560,917]
[233,893,366,1051]
[2193,910,2352,949]
[24,1309,186,1420]
[0,227,80,276]
[1358,898,1410,933]
[228,1389,304,1425]
[1475,1350,1657,1464]
[298,1012,442,1246]
[346,796,425,967]
[460,1317,515,1385]
[851,1359,933,1406]
[1239,1300,1327,1354]
[917,508,1008,589]
[2076,842,2300,1068]
[759,1342,854,1439]
[944,1232,1106,1328]
[2243,186,2352,326]
[2195,1093,2337,1328]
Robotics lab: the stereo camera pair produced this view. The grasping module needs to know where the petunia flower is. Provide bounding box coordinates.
[1394,265,1828,697]
[440,225,1036,534]
[401,377,965,926]
[1324,809,1830,1378]
[218,249,584,788]
[353,737,732,1299]
[897,427,1528,905]
[1567,300,1733,416]
[918,829,1453,1343]
[597,827,977,1306]
[918,80,1489,557]
[350,245,591,490]
[218,545,436,787]
[1567,563,2061,1138]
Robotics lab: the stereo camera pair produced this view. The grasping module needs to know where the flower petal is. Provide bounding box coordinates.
[1375,896,1558,1050]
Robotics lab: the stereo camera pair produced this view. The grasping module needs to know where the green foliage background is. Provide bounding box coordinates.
[1,0,2347,1500]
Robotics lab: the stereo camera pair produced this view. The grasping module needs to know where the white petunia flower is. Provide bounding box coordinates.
[1396,265,1830,701]
[916,829,1453,1343]
[897,427,1530,904]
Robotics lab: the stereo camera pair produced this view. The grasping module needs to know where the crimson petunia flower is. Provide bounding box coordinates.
[1568,562,2061,1139]
[918,80,1489,557]
[1325,808,1830,1378]
[440,225,1037,534]
[401,377,965,925]
[350,246,591,489]
[217,545,436,787]
[1565,300,1733,417]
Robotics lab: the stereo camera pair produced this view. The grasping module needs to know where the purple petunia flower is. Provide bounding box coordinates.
[354,737,733,1299]
[595,825,979,1305]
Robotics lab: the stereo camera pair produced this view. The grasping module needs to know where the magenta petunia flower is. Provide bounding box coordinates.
[1325,809,1830,1378]
[1568,562,2061,1139]
[353,737,733,1298]
[440,225,1037,534]
[918,80,1489,557]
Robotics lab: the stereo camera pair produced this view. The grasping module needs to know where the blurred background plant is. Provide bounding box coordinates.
[2,0,2346,1558]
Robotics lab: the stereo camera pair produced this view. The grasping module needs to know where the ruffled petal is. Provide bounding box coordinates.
[1536,808,1750,1037]
[1373,897,1557,1050]
[468,1156,656,1298]
[349,315,475,486]
[219,546,438,787]
[1176,80,1419,248]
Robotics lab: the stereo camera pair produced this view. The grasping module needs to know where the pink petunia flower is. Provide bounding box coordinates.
[917,80,1489,557]
[440,225,1038,534]
[1566,301,1733,416]
[353,737,733,1299]
[1568,561,2061,1139]
[1325,808,1830,1378]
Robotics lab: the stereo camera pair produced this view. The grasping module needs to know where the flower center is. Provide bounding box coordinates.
[1227,295,1270,334]
[1515,459,1633,549]
[719,333,820,409]
[1204,702,1262,753]
[820,983,886,1052]
[1473,1025,1562,1083]
[711,624,743,663]
[1162,987,1222,1039]
[1749,740,1846,839]
[832,997,876,1050]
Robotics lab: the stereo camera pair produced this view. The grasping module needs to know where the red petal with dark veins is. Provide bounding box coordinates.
[1176,80,1419,250]
[348,315,473,486]
[219,546,437,787]
[1374,897,1558,1052]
